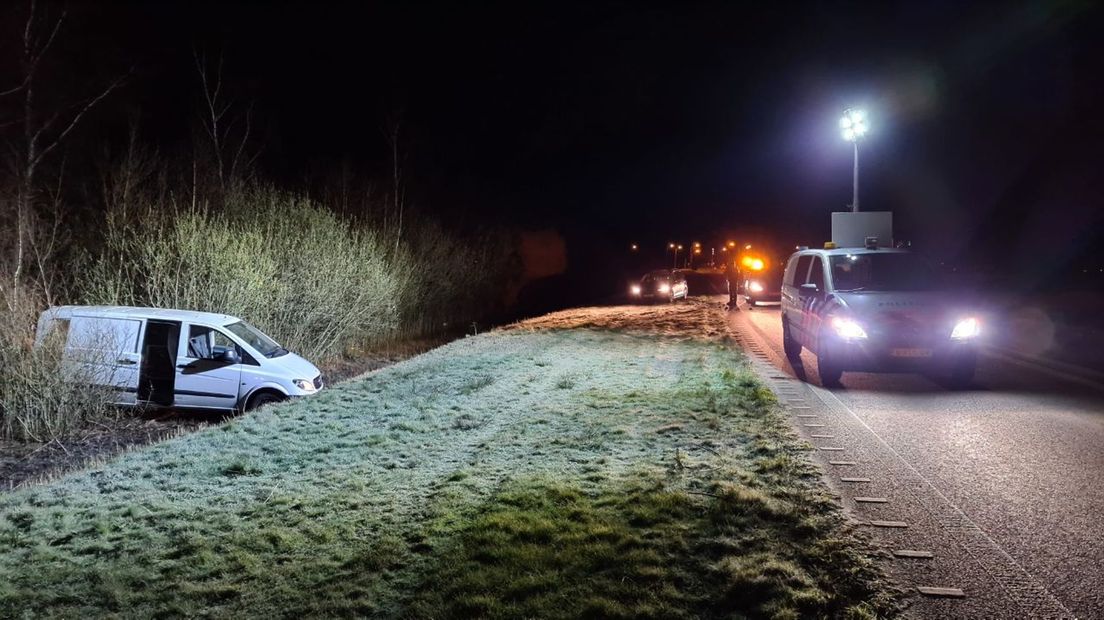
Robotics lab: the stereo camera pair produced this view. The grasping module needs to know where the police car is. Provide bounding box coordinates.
[780,242,979,387]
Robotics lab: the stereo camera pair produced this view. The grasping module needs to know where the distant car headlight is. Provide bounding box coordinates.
[293,379,318,393]
[831,316,868,340]
[630,285,641,296]
[951,317,980,340]
[748,280,764,293]
[658,283,671,293]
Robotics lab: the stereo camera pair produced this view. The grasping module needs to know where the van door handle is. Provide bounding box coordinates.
[117,359,137,365]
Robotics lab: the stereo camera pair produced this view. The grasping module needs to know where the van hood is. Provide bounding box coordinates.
[266,351,322,380]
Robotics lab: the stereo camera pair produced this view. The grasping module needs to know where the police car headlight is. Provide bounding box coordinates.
[951,317,980,340]
[831,316,868,340]
[293,379,318,393]
[630,285,641,296]
[658,283,671,293]
[748,281,764,293]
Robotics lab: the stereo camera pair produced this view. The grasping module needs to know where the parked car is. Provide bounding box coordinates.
[35,306,324,411]
[629,269,689,303]
[780,247,979,387]
[729,250,782,307]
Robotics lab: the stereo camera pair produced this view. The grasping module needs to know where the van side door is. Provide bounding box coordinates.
[784,255,814,345]
[65,316,142,405]
[174,323,244,410]
[805,256,829,352]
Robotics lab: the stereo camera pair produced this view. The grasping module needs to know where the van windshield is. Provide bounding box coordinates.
[225,321,286,358]
[829,253,937,292]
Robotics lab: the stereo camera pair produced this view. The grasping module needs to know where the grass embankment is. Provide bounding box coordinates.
[0,304,894,618]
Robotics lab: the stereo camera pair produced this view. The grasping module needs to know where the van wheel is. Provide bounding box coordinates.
[782,319,802,361]
[747,298,756,308]
[947,355,977,389]
[246,392,285,411]
[816,336,843,387]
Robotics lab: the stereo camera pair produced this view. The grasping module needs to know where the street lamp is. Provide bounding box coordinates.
[840,108,868,212]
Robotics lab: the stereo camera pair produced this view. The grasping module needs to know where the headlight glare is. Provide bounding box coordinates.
[951,317,980,339]
[630,285,641,296]
[831,316,868,340]
[748,281,764,293]
[658,283,671,293]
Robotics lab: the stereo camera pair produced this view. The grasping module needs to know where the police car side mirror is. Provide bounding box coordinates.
[798,283,819,298]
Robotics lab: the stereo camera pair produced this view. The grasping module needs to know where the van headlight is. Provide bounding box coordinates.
[630,285,641,296]
[293,379,319,393]
[830,316,868,340]
[951,317,980,340]
[748,281,764,293]
[658,283,671,293]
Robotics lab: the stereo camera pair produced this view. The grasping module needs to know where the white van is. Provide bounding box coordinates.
[35,306,324,411]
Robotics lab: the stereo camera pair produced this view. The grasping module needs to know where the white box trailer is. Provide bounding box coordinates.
[831,211,893,248]
[36,306,324,411]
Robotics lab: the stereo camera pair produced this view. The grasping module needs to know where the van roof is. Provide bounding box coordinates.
[45,305,242,326]
[797,247,910,257]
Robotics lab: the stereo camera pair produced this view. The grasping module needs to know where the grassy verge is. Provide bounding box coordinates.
[0,305,895,618]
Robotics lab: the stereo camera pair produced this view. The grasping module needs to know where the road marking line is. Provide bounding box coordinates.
[729,312,1074,618]
[854,497,889,503]
[810,433,834,438]
[829,460,857,465]
[917,587,966,598]
[893,550,934,559]
[791,406,812,409]
[795,414,818,418]
[840,477,870,483]
[803,423,826,427]
[804,383,1075,617]
[867,520,908,528]
[818,446,845,451]
[787,398,805,402]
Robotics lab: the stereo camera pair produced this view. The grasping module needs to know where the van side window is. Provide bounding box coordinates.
[186,325,258,365]
[809,257,825,289]
[187,326,214,358]
[793,256,812,286]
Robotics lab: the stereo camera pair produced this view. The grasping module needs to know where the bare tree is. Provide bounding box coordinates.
[193,49,259,196]
[0,0,125,294]
[383,112,407,252]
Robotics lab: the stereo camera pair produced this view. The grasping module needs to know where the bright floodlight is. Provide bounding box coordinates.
[841,108,867,142]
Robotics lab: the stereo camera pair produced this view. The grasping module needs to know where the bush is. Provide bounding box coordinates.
[83,186,401,361]
[0,284,116,441]
[81,184,518,362]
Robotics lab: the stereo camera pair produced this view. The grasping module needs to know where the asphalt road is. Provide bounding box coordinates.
[727,301,1104,619]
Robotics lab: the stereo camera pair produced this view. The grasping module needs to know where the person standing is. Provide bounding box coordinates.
[725,256,741,311]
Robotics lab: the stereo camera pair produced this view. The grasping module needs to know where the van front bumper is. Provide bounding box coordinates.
[822,336,977,372]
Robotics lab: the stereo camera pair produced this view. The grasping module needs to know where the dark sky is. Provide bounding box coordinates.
[15,1,1104,284]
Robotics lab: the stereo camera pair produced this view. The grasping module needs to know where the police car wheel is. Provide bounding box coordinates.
[947,357,976,388]
[782,319,801,360]
[816,339,843,386]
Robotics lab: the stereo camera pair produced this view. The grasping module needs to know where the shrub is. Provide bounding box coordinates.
[0,283,116,441]
[83,186,403,361]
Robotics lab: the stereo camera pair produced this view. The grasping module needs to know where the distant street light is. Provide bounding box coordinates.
[840,108,868,212]
[631,243,638,251]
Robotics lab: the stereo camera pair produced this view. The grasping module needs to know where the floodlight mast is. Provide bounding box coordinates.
[840,108,867,212]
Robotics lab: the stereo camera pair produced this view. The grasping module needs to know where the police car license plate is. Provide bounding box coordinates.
[891,348,932,358]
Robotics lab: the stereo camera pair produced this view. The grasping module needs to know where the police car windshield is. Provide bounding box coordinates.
[829,253,936,292]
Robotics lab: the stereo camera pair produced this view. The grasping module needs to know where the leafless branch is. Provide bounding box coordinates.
[32,72,128,169]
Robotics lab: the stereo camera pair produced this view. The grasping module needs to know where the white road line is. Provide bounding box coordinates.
[807,383,1075,618]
